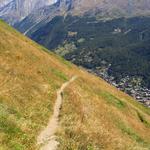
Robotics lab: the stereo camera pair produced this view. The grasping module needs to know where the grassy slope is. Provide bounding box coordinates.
[0,20,150,150]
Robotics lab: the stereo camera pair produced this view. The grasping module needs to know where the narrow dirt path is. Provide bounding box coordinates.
[37,76,77,150]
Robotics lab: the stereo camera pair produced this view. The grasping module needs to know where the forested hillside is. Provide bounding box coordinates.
[28,15,150,106]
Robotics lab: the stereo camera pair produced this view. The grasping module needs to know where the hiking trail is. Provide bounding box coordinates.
[37,76,77,150]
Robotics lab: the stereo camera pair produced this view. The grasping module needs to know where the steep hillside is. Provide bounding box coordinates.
[0,20,150,150]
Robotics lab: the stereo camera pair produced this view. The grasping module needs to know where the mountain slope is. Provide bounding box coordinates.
[14,0,150,35]
[0,20,150,149]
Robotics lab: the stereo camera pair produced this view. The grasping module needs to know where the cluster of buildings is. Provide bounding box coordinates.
[87,65,150,108]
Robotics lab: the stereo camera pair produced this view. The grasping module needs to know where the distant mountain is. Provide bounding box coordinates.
[0,0,57,24]
[14,0,150,35]
[1,0,150,105]
[0,0,150,28]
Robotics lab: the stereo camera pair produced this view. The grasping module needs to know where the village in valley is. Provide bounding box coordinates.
[87,65,150,108]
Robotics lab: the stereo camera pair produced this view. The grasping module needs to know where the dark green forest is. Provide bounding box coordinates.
[30,15,150,87]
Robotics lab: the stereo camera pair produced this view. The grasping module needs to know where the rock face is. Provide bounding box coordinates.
[1,0,150,25]
[0,0,57,24]
[70,0,150,18]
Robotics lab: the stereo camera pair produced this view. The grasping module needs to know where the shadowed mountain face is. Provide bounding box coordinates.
[12,0,150,35]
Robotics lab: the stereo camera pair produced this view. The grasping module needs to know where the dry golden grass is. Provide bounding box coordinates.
[0,20,150,150]
[0,20,75,150]
[58,70,150,150]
